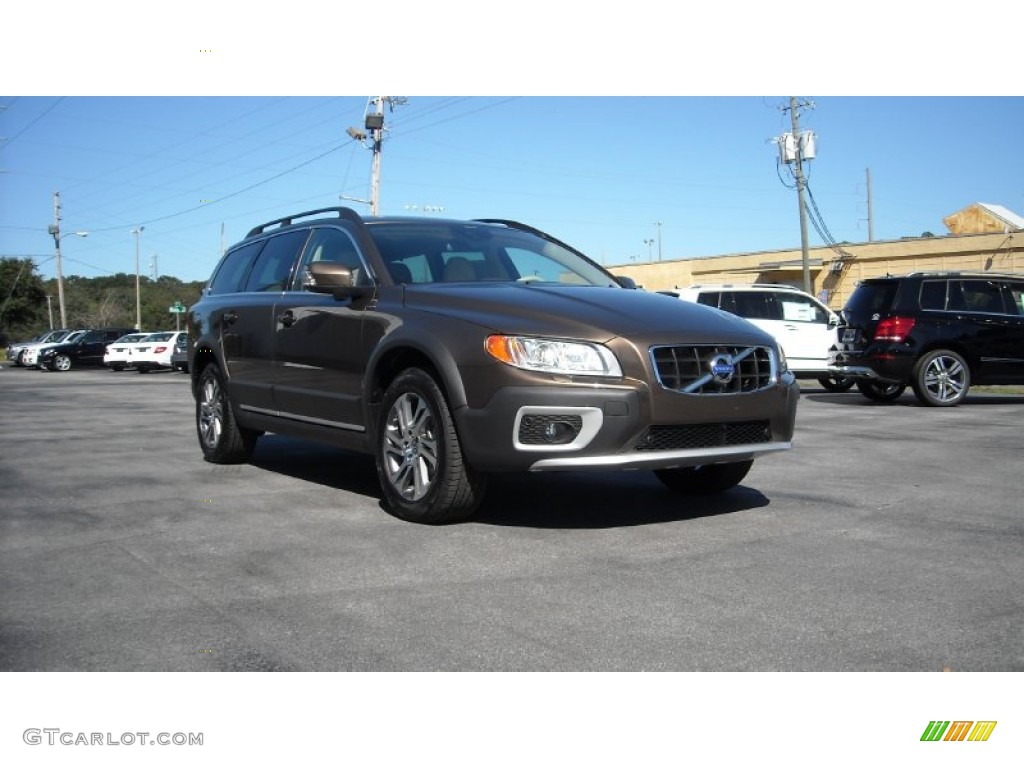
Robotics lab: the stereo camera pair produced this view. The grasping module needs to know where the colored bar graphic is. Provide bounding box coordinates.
[921,721,950,741]
[944,721,973,741]
[920,720,997,742]
[967,722,997,742]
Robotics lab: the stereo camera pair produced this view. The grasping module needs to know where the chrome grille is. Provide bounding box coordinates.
[650,345,775,394]
[633,421,771,451]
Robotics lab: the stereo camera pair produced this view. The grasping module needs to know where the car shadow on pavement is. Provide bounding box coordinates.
[801,392,1024,407]
[472,472,770,529]
[248,436,382,497]
[249,436,770,529]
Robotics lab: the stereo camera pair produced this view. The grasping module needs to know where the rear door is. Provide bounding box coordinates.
[213,231,309,412]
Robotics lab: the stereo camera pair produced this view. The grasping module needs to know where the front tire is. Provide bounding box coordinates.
[655,460,753,494]
[856,380,906,402]
[196,364,258,463]
[376,368,486,524]
[911,349,970,407]
[52,354,72,372]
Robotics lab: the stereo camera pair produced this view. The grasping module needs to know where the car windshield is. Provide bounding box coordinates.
[115,334,147,343]
[366,220,619,288]
[147,333,174,341]
[63,331,87,343]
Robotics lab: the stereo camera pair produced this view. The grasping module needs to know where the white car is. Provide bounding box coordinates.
[663,284,853,391]
[22,329,88,368]
[132,331,187,373]
[103,333,152,371]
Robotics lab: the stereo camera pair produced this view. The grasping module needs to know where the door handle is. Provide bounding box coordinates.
[277,310,296,328]
[222,311,239,326]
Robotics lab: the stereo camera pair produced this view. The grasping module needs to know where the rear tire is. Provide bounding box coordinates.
[856,381,906,402]
[196,363,258,464]
[817,373,855,392]
[655,460,753,494]
[911,349,970,407]
[376,368,486,524]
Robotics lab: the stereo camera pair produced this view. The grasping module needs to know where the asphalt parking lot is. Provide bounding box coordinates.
[0,365,1021,671]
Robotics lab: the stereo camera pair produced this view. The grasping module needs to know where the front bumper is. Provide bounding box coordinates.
[455,375,799,473]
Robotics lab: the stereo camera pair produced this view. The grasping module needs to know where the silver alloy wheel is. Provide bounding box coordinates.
[53,354,72,372]
[921,353,967,404]
[198,375,224,449]
[382,392,439,502]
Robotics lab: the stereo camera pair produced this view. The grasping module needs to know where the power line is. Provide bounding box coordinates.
[2,97,65,147]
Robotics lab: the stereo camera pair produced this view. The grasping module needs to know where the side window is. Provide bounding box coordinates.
[959,280,1005,313]
[292,227,373,290]
[732,292,779,320]
[919,280,947,310]
[998,282,1022,316]
[779,295,827,323]
[244,230,310,292]
[697,292,720,309]
[208,241,265,295]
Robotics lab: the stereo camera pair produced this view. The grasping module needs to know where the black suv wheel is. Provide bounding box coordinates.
[196,364,258,463]
[376,368,486,524]
[911,349,970,407]
[855,381,906,402]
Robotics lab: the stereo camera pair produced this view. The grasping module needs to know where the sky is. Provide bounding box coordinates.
[3,2,1022,285]
[4,95,1021,285]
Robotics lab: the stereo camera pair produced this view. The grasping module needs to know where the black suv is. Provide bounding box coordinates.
[37,328,137,371]
[830,272,1024,406]
[188,207,799,523]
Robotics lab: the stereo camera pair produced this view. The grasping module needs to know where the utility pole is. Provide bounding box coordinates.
[654,221,663,261]
[46,295,54,329]
[131,226,144,331]
[346,97,407,215]
[866,168,874,242]
[368,97,384,215]
[789,97,813,294]
[777,98,815,294]
[49,191,67,328]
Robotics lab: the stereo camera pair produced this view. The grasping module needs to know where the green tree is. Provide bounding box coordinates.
[0,257,49,343]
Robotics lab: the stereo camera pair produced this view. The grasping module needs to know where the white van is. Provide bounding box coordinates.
[663,284,852,391]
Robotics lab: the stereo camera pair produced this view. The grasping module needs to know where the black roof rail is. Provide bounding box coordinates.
[903,271,1024,279]
[246,206,364,237]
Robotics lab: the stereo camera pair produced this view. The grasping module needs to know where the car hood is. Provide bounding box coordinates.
[402,284,773,345]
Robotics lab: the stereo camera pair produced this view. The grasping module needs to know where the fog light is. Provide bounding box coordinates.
[518,414,583,446]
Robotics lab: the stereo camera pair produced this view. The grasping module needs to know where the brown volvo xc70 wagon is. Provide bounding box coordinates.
[188,208,799,523]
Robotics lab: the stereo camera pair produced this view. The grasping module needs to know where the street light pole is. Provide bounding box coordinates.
[131,226,145,331]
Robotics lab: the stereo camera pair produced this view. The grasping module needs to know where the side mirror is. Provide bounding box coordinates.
[306,262,372,299]
[615,275,638,290]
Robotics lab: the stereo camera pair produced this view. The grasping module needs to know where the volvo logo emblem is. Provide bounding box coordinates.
[709,354,736,385]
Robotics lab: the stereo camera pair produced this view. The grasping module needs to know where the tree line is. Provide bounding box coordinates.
[1,257,206,345]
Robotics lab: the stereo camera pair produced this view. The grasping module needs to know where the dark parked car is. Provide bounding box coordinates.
[830,272,1024,405]
[188,207,799,523]
[170,331,189,372]
[37,328,137,371]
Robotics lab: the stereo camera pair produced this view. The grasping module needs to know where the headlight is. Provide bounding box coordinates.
[485,335,622,377]
[776,345,788,373]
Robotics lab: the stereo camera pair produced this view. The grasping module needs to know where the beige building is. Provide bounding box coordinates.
[610,205,1024,311]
